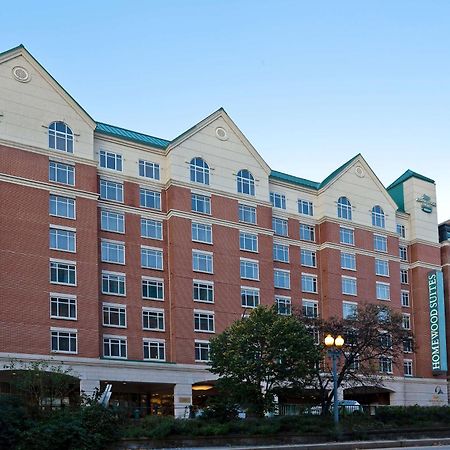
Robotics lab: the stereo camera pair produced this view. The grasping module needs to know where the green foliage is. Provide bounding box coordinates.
[0,395,29,449]
[375,405,450,427]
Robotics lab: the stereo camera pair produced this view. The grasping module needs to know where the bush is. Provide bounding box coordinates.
[0,395,29,449]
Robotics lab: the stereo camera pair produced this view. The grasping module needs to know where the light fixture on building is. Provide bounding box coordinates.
[192,384,213,391]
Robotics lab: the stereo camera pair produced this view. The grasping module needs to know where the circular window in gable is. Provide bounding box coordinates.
[12,66,31,83]
[215,127,228,141]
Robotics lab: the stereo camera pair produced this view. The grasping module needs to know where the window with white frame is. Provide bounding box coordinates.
[373,234,387,252]
[195,341,210,362]
[140,188,161,210]
[377,307,391,324]
[302,299,318,318]
[49,195,75,219]
[194,311,215,332]
[239,232,258,252]
[103,336,127,359]
[48,121,73,153]
[143,339,165,361]
[50,261,76,285]
[102,272,126,296]
[103,304,126,328]
[302,274,317,293]
[379,356,393,373]
[50,295,76,320]
[342,276,357,296]
[372,205,385,228]
[379,333,393,349]
[50,228,76,252]
[308,327,320,345]
[100,150,122,171]
[236,169,255,196]
[192,222,213,244]
[337,197,352,220]
[375,259,389,277]
[191,193,211,214]
[402,313,411,330]
[101,210,125,233]
[272,217,288,236]
[239,204,257,224]
[397,224,406,238]
[376,282,390,301]
[347,353,360,371]
[192,251,213,273]
[301,249,316,267]
[341,252,356,270]
[240,259,259,280]
[141,247,163,270]
[399,246,408,262]
[274,269,290,289]
[190,157,210,185]
[401,290,410,307]
[400,269,409,284]
[139,160,160,180]
[276,296,291,315]
[273,243,289,262]
[298,199,314,216]
[142,308,165,331]
[49,161,75,185]
[51,328,77,353]
[404,360,413,377]
[100,179,123,202]
[343,301,358,320]
[299,224,315,242]
[403,338,413,353]
[241,288,260,308]
[142,278,164,300]
[340,227,354,245]
[193,281,214,303]
[101,240,125,264]
[141,218,163,240]
[270,192,286,209]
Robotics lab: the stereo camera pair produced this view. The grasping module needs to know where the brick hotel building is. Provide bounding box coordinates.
[0,45,447,416]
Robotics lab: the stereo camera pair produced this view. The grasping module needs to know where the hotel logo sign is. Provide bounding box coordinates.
[417,194,436,214]
[428,271,447,373]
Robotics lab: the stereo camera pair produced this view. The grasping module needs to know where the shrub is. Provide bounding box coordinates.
[0,395,29,449]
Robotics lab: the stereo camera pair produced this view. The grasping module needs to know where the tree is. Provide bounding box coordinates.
[299,303,413,414]
[208,306,319,417]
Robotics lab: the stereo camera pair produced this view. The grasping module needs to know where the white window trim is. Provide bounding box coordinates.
[376,281,391,301]
[341,275,357,296]
[240,257,260,281]
[102,303,127,328]
[301,249,317,268]
[49,227,76,253]
[49,224,76,232]
[101,271,126,296]
[375,258,390,277]
[194,340,211,362]
[342,301,358,319]
[99,178,124,203]
[373,233,388,253]
[140,187,162,211]
[49,259,77,286]
[301,273,318,293]
[142,307,165,331]
[339,226,355,246]
[194,310,215,333]
[50,327,77,354]
[192,222,213,245]
[49,194,77,219]
[141,246,164,271]
[103,335,127,359]
[99,149,123,172]
[192,250,214,274]
[101,239,126,265]
[239,231,259,253]
[193,280,215,304]
[49,294,77,321]
[100,209,125,234]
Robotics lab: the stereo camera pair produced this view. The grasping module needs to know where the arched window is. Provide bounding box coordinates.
[337,196,352,220]
[190,157,210,185]
[237,169,255,196]
[49,121,74,153]
[372,205,385,228]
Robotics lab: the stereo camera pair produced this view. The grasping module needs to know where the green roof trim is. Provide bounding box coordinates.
[95,122,170,150]
[387,183,405,213]
[387,169,435,190]
[318,154,361,189]
[269,170,320,190]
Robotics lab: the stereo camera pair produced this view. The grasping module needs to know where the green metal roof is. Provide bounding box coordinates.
[387,169,435,190]
[95,122,170,150]
[317,154,361,189]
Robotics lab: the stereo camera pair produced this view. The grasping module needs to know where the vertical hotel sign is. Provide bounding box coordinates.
[428,271,447,373]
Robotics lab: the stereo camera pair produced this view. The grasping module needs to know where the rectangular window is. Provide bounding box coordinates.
[192,223,213,244]
[341,252,356,270]
[298,199,314,216]
[240,259,259,280]
[241,288,260,308]
[194,311,215,332]
[103,304,126,328]
[273,243,289,262]
[49,195,75,219]
[340,227,354,245]
[400,269,409,284]
[342,276,357,296]
[140,188,161,210]
[302,274,317,293]
[195,341,210,362]
[270,192,286,209]
[142,308,165,331]
[397,224,406,238]
[101,210,125,233]
[50,228,76,252]
[103,336,127,359]
[191,193,211,214]
[376,282,390,301]
[404,360,413,377]
[102,272,126,296]
[373,234,387,252]
[276,296,291,315]
[343,302,358,320]
[403,338,413,353]
[143,340,165,361]
[239,232,258,252]
[100,179,123,202]
[300,224,315,242]
[100,149,122,171]
[302,299,318,318]
[50,295,76,320]
[141,218,163,240]
[49,161,75,185]
[141,247,163,270]
[375,259,389,277]
[193,281,214,303]
[272,217,288,236]
[142,278,164,300]
[301,249,316,267]
[50,261,76,285]
[101,240,125,264]
[399,246,408,262]
[402,314,411,330]
[274,269,290,289]
[379,357,393,374]
[139,160,160,180]
[51,329,77,353]
[401,290,410,307]
[239,204,256,224]
[192,251,213,273]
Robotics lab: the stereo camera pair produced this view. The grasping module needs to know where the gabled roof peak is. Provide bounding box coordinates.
[387,169,435,190]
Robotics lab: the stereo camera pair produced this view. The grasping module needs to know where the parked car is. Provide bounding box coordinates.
[333,399,362,414]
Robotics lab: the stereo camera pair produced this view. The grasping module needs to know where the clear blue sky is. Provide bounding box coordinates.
[2,1,450,220]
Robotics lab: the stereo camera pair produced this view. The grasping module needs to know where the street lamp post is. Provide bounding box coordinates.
[324,334,344,425]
